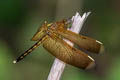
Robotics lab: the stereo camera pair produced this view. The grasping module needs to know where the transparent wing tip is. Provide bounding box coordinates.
[86,56,95,69]
[99,44,104,54]
[86,61,95,70]
[96,40,104,54]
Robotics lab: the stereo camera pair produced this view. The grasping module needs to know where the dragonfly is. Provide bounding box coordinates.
[13,19,104,69]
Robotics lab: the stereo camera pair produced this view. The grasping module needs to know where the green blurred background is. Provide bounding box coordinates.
[0,0,120,80]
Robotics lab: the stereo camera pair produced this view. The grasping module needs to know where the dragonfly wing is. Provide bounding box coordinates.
[31,22,48,41]
[54,29,104,54]
[42,34,95,69]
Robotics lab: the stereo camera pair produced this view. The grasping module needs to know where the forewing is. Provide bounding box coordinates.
[42,34,95,69]
[54,29,104,54]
